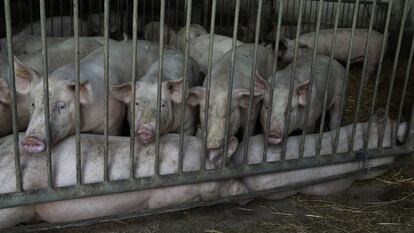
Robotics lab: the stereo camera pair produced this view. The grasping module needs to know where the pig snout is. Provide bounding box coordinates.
[268,129,283,145]
[21,136,46,154]
[136,123,156,144]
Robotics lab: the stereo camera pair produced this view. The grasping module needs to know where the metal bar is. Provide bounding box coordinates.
[242,0,263,165]
[130,0,139,179]
[4,0,22,193]
[178,0,193,173]
[80,0,83,35]
[155,0,166,176]
[73,0,82,186]
[223,0,241,167]
[332,0,360,155]
[393,36,414,145]
[363,0,393,149]
[299,0,324,159]
[103,0,110,182]
[0,145,411,209]
[39,0,53,189]
[281,0,305,161]
[202,0,217,171]
[379,0,409,148]
[263,0,284,163]
[316,0,343,157]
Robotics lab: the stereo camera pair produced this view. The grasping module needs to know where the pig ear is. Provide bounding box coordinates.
[236,88,265,109]
[187,87,205,107]
[255,71,269,92]
[226,136,239,159]
[295,80,310,106]
[0,79,11,105]
[279,38,289,51]
[110,83,132,104]
[14,56,40,94]
[67,80,94,105]
[166,77,183,103]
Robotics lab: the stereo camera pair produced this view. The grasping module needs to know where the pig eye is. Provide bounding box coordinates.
[265,105,269,110]
[135,102,139,106]
[161,103,166,108]
[31,102,35,108]
[56,102,66,113]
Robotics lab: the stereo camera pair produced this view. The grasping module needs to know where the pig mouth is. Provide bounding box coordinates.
[21,136,46,154]
[268,132,283,145]
[136,129,155,144]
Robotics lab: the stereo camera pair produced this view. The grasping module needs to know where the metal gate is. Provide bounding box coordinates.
[0,0,413,230]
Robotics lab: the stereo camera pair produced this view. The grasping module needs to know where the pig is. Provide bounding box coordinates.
[176,24,208,52]
[17,16,92,37]
[233,113,405,200]
[0,133,247,229]
[111,50,202,144]
[144,21,177,47]
[0,36,70,57]
[0,37,104,137]
[278,28,384,77]
[260,54,345,145]
[188,44,274,161]
[87,12,132,37]
[189,34,244,75]
[14,40,160,154]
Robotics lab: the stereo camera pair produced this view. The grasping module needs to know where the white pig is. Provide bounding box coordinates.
[278,28,384,77]
[260,54,345,145]
[0,36,69,57]
[176,24,208,52]
[0,134,247,229]
[17,16,91,37]
[144,21,177,47]
[14,40,160,154]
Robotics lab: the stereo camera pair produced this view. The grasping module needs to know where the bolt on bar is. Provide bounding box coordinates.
[349,0,377,153]
[223,0,241,167]
[263,0,284,163]
[103,0,110,182]
[202,0,217,171]
[363,0,393,150]
[155,0,166,176]
[73,0,82,186]
[379,0,409,148]
[4,0,22,192]
[299,0,324,159]
[332,0,360,155]
[393,36,414,145]
[178,0,193,173]
[130,0,139,179]
[281,0,305,161]
[39,0,53,189]
[316,0,342,157]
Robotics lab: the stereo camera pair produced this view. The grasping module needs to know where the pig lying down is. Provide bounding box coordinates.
[176,24,208,52]
[0,134,247,229]
[111,49,202,144]
[278,28,384,77]
[233,114,407,200]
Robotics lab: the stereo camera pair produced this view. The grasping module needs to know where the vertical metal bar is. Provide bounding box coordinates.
[281,0,304,161]
[363,0,392,149]
[4,0,22,192]
[299,0,324,159]
[242,0,263,165]
[178,0,192,173]
[99,0,103,36]
[202,0,217,171]
[263,0,283,163]
[222,0,240,166]
[393,36,414,145]
[73,0,82,186]
[332,0,360,155]
[155,0,166,176]
[130,0,139,179]
[80,0,83,35]
[316,0,342,157]
[378,0,409,148]
[40,0,53,189]
[103,0,110,182]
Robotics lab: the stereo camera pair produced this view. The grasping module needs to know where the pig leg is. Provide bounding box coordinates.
[367,62,378,78]
[328,99,341,130]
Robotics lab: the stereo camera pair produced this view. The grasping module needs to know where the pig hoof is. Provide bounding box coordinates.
[21,136,46,154]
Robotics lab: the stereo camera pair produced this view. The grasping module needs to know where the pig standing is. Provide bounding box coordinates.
[0,37,104,137]
[260,54,345,145]
[15,40,160,154]
[189,34,244,75]
[188,44,274,160]
[0,133,247,229]
[176,24,208,52]
[17,16,91,37]
[144,21,177,47]
[111,50,201,143]
[278,28,383,77]
[233,114,404,200]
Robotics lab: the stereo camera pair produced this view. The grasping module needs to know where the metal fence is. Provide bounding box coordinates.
[0,0,413,230]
